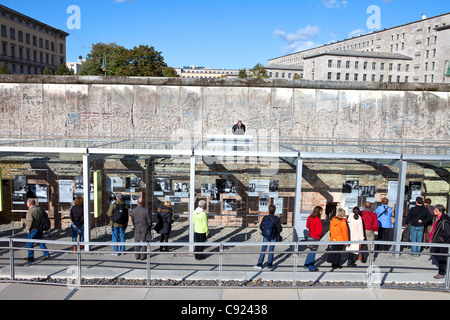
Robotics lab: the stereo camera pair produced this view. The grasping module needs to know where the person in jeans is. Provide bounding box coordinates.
[254,205,282,270]
[107,193,129,255]
[304,206,323,272]
[405,197,433,256]
[25,199,50,262]
[70,196,84,251]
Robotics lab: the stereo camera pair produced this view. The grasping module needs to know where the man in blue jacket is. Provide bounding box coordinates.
[375,198,393,252]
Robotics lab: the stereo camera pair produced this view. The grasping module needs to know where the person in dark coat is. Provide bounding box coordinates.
[405,197,433,256]
[70,196,84,251]
[430,205,450,279]
[156,201,173,252]
[131,198,152,260]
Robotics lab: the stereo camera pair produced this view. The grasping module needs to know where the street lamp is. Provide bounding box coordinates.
[101,52,107,76]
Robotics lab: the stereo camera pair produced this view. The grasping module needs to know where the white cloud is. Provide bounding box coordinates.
[274,25,321,54]
[322,0,349,9]
[348,29,366,38]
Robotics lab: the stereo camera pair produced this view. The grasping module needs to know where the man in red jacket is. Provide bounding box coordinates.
[360,202,379,262]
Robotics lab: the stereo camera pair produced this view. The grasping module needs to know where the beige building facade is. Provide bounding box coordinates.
[269,13,450,84]
[0,4,69,75]
[177,65,239,79]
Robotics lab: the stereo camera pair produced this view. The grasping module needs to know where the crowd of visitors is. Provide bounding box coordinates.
[23,193,450,280]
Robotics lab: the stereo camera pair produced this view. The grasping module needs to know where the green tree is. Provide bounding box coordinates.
[80,43,127,76]
[293,73,302,80]
[238,68,248,78]
[116,45,167,77]
[44,67,53,75]
[55,61,75,75]
[81,43,168,77]
[162,67,180,77]
[0,62,10,74]
[248,63,269,79]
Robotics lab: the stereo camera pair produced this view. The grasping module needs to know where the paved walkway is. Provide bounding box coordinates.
[0,238,449,300]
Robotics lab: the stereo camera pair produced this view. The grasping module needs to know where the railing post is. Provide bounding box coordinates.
[76,241,82,286]
[367,240,375,288]
[146,242,151,286]
[445,252,450,290]
[218,243,223,287]
[9,238,14,281]
[293,243,298,287]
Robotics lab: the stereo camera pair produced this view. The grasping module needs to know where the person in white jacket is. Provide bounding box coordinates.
[347,207,365,267]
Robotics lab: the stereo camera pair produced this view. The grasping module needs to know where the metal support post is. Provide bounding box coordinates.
[82,154,91,252]
[189,155,196,252]
[393,160,407,257]
[293,157,303,242]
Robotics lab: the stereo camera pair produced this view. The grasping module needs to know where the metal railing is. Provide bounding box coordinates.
[1,238,449,290]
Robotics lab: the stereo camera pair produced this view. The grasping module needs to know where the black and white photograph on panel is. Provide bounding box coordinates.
[216,179,236,195]
[154,178,172,194]
[223,199,237,211]
[342,180,359,194]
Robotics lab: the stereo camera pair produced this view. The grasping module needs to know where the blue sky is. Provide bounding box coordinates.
[1,0,449,69]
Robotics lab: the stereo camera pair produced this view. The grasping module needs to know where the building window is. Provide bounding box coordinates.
[354,74,358,81]
[18,31,23,42]
[345,73,350,81]
[397,64,401,71]
[346,61,350,69]
[364,62,368,70]
[389,63,393,71]
[355,61,359,69]
[328,60,332,68]
[372,62,376,70]
[363,74,367,82]
[10,28,15,40]
[337,60,341,68]
[372,74,376,82]
[381,63,385,71]
[405,76,409,83]
[380,75,384,82]
[328,72,332,80]
[336,73,341,80]
[1,25,6,37]
[26,33,30,44]
[397,76,401,82]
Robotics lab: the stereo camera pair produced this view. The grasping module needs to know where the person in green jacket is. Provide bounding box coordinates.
[193,200,209,260]
[107,193,129,255]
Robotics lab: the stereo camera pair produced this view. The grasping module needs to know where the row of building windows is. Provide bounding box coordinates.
[327,72,437,83]
[1,24,64,54]
[2,62,52,75]
[269,72,302,79]
[1,41,61,66]
[327,60,411,72]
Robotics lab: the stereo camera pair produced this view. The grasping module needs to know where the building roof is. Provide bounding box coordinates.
[303,50,413,61]
[269,12,450,61]
[0,4,70,37]
[264,64,304,71]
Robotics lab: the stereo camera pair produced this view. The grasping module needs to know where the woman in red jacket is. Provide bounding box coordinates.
[304,206,324,272]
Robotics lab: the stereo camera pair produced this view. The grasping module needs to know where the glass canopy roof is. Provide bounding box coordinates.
[0,135,448,161]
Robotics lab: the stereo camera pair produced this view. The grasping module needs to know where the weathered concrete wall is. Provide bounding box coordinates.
[0,75,448,141]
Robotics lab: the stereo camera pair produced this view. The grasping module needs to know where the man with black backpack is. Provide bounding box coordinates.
[107,193,129,256]
[253,205,282,270]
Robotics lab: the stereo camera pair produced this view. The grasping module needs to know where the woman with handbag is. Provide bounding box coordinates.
[304,206,323,272]
[155,201,173,252]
